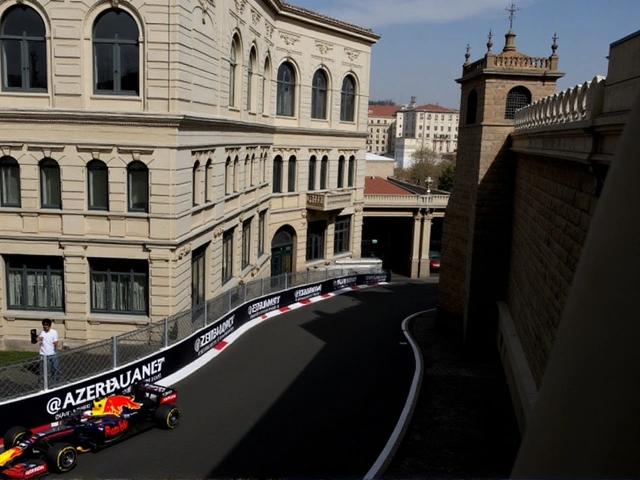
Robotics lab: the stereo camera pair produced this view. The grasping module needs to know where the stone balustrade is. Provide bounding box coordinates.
[364,193,449,208]
[514,75,606,130]
[463,54,554,76]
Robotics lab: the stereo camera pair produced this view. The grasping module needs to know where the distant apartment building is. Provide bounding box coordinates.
[366,101,459,168]
[395,103,460,168]
[366,105,398,155]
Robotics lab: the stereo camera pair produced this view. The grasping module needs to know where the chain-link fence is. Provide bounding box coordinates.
[0,268,383,403]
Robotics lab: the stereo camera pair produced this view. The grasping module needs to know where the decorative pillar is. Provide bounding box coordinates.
[149,246,174,321]
[410,212,423,278]
[61,244,88,346]
[419,213,433,278]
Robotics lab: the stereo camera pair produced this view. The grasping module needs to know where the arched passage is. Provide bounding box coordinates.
[270,225,296,278]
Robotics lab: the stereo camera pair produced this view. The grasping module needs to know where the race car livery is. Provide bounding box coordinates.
[0,381,180,479]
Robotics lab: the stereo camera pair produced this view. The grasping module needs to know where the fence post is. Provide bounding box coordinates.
[42,355,49,391]
[261,277,264,296]
[243,283,247,304]
[204,299,208,326]
[285,273,288,290]
[228,290,232,312]
[164,317,169,348]
[112,336,118,369]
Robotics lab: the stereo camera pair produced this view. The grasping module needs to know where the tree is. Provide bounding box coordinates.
[405,147,440,186]
[437,158,456,192]
[368,99,396,106]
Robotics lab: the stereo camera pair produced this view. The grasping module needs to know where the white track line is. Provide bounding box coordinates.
[364,308,435,480]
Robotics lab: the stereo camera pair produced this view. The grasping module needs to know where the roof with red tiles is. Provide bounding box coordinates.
[412,104,459,113]
[364,176,415,195]
[367,105,400,117]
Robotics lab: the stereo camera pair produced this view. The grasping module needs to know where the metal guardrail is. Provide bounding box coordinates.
[0,268,384,404]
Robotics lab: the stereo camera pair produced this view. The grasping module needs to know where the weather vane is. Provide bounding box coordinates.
[506,2,520,29]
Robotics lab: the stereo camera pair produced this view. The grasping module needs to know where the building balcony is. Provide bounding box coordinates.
[307,191,353,211]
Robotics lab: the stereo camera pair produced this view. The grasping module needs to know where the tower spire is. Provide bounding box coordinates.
[503,2,520,52]
[506,2,520,30]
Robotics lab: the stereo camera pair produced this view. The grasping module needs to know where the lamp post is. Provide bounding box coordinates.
[426,176,432,194]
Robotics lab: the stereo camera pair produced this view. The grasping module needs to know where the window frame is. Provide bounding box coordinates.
[337,155,345,188]
[306,220,326,261]
[39,158,61,209]
[334,215,351,254]
[242,218,251,269]
[308,156,316,191]
[287,155,296,193]
[87,159,109,211]
[127,161,149,213]
[0,5,48,92]
[311,69,328,120]
[89,258,148,315]
[347,155,356,187]
[272,155,283,193]
[92,9,140,96]
[258,210,266,256]
[340,75,356,122]
[191,245,206,307]
[229,35,239,107]
[222,229,234,284]
[192,160,200,207]
[505,86,532,120]
[0,156,21,207]
[5,255,64,311]
[205,159,212,203]
[320,156,328,190]
[276,61,296,117]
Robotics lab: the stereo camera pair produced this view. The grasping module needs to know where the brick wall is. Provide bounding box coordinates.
[506,154,599,386]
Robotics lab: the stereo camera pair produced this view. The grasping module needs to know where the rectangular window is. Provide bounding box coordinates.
[287,158,296,192]
[222,229,234,284]
[191,244,206,307]
[0,160,21,207]
[306,221,325,261]
[334,215,351,254]
[5,255,64,311]
[258,211,266,256]
[242,219,251,269]
[272,157,282,193]
[90,259,147,314]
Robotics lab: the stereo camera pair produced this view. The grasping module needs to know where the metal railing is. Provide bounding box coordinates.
[0,267,383,403]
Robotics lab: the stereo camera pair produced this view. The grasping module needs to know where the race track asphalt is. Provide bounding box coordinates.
[53,280,437,479]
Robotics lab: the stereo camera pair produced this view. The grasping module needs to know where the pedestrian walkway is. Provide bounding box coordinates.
[383,310,521,478]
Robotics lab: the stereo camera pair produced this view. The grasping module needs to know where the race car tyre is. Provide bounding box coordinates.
[155,404,181,429]
[3,426,32,448]
[46,443,77,473]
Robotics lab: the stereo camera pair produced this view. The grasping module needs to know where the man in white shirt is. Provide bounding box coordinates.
[38,318,60,382]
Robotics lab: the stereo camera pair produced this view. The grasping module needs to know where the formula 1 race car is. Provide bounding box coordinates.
[0,381,180,479]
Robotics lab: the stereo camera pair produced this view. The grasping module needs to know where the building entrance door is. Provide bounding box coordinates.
[271,230,293,284]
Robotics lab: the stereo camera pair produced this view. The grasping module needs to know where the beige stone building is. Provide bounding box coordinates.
[394,102,459,168]
[366,105,398,155]
[0,0,380,348]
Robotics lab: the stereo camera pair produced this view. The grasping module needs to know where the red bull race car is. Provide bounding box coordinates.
[0,381,180,479]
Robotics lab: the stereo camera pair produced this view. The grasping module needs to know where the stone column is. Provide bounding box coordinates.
[419,213,433,278]
[61,244,89,346]
[410,213,422,278]
[148,246,174,321]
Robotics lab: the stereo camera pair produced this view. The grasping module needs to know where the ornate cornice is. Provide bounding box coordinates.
[309,148,331,156]
[250,7,261,26]
[234,0,247,14]
[272,147,300,155]
[265,21,274,39]
[176,243,192,260]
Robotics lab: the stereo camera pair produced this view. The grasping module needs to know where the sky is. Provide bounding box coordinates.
[289,0,640,109]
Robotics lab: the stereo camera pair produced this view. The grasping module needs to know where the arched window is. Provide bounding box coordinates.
[320,155,328,190]
[276,62,295,117]
[466,89,478,125]
[337,155,345,188]
[340,75,356,122]
[93,9,139,95]
[40,158,61,209]
[505,86,532,119]
[250,154,256,187]
[225,157,232,195]
[229,34,240,107]
[0,5,47,91]
[311,70,328,119]
[272,155,283,193]
[244,155,251,190]
[247,47,257,111]
[0,156,21,207]
[192,160,200,207]
[205,159,212,202]
[127,161,148,212]
[87,159,108,210]
[262,57,271,114]
[308,156,316,191]
[233,156,239,192]
[348,155,356,187]
[287,156,296,192]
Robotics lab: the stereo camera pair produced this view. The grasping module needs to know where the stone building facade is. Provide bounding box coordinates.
[0,0,379,348]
